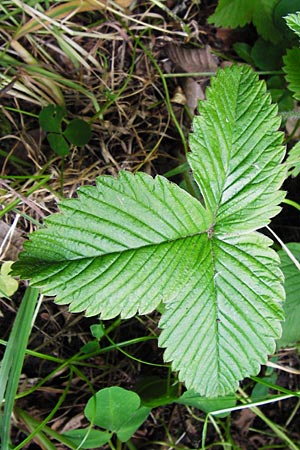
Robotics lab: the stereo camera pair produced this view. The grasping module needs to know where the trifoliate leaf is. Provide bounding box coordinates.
[13,65,286,397]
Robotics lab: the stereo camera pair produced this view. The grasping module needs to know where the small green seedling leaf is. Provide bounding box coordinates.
[80,323,105,352]
[39,104,66,133]
[90,323,105,340]
[63,428,112,449]
[84,387,150,442]
[80,340,100,354]
[47,133,70,156]
[39,105,90,155]
[0,261,18,298]
[64,118,91,146]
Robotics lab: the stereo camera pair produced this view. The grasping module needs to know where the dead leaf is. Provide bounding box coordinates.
[182,78,205,113]
[167,45,218,74]
[166,45,218,115]
[233,408,256,436]
[56,413,85,432]
[171,86,187,105]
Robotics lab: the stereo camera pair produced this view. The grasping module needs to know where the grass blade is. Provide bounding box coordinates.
[0,287,40,450]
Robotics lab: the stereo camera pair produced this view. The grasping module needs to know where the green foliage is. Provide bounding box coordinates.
[64,387,150,447]
[285,11,300,37]
[39,104,65,133]
[273,0,300,39]
[39,104,91,156]
[135,375,179,407]
[14,65,286,397]
[277,243,300,347]
[177,390,236,418]
[63,429,111,449]
[286,142,300,178]
[0,287,39,449]
[251,38,283,70]
[283,47,300,101]
[211,0,300,99]
[266,76,294,112]
[282,11,300,103]
[0,261,18,298]
[208,0,280,43]
[251,359,277,400]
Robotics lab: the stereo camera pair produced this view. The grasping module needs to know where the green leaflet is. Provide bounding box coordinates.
[277,243,300,347]
[286,142,300,178]
[13,65,286,397]
[283,47,300,101]
[285,11,300,38]
[208,0,280,43]
[188,66,285,232]
[14,174,212,319]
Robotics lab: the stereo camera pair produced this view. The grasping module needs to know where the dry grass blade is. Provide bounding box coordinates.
[13,0,132,39]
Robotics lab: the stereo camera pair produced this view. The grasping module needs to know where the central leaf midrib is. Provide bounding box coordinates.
[207,70,242,223]
[37,227,211,263]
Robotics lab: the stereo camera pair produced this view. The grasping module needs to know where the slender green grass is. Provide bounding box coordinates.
[0,286,40,450]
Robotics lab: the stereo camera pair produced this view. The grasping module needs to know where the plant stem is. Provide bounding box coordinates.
[283,198,300,211]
